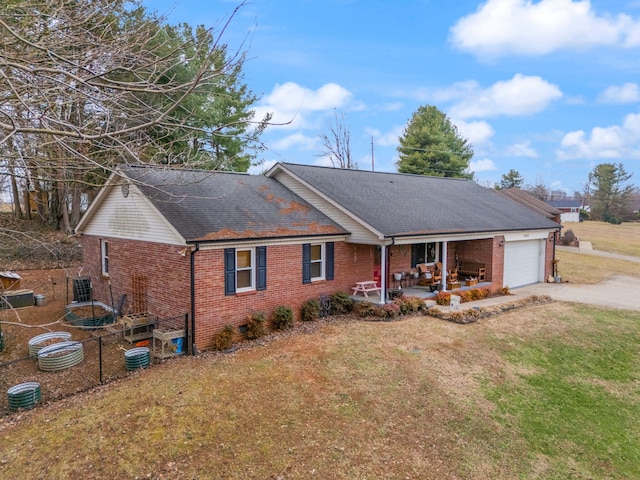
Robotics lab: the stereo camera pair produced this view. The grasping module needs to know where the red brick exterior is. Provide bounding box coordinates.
[545,232,558,280]
[82,233,555,350]
[81,236,192,320]
[82,236,377,351]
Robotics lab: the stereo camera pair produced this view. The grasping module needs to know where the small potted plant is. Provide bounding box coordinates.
[388,288,404,300]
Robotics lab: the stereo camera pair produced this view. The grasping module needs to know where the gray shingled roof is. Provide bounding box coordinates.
[121,166,348,242]
[498,188,561,220]
[275,163,560,237]
[547,199,581,209]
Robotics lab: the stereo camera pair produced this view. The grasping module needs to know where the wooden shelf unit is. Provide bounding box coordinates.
[122,313,157,344]
[152,328,185,359]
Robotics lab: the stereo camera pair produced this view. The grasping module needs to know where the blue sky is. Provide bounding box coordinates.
[142,0,640,193]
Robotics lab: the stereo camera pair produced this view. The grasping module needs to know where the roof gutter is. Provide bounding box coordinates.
[187,232,348,245]
[190,242,200,355]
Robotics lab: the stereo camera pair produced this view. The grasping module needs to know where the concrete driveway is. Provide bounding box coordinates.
[514,275,640,311]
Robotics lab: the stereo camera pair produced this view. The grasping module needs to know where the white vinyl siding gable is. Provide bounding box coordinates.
[81,184,185,245]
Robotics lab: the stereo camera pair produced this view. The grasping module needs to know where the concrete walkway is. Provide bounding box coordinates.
[433,275,640,313]
[443,244,640,312]
[513,275,640,311]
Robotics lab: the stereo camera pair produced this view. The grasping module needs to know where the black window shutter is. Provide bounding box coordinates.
[302,243,311,284]
[224,248,236,295]
[256,246,267,291]
[326,242,334,280]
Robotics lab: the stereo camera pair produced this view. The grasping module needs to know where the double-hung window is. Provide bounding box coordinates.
[100,239,109,276]
[309,244,324,280]
[225,246,266,295]
[303,242,334,284]
[235,249,254,291]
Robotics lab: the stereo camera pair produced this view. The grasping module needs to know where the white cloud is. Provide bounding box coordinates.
[469,158,498,172]
[271,132,319,151]
[598,82,640,104]
[454,119,495,146]
[248,159,278,175]
[265,82,352,112]
[256,82,353,129]
[557,112,640,159]
[313,155,334,167]
[505,140,539,158]
[447,74,562,119]
[365,125,404,147]
[450,0,638,58]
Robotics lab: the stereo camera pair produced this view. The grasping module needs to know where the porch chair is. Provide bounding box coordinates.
[434,262,443,283]
[448,268,459,283]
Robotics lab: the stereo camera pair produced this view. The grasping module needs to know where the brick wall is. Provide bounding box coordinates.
[194,241,375,350]
[82,236,377,351]
[545,232,558,279]
[81,236,191,320]
[491,237,505,289]
[388,245,413,277]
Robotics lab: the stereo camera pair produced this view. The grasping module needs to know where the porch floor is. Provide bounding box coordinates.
[350,282,492,304]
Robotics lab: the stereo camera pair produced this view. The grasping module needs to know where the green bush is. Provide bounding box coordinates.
[213,325,235,351]
[246,312,267,340]
[271,305,294,330]
[330,291,354,315]
[301,299,320,322]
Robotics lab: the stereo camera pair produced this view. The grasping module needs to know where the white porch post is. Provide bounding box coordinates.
[379,244,387,304]
[441,241,448,291]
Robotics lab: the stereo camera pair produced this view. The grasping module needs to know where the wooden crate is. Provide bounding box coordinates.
[122,313,157,327]
[153,328,185,359]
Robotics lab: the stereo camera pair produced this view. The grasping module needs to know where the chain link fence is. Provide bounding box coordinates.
[0,314,189,416]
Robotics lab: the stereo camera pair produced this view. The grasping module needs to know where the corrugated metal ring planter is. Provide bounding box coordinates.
[28,331,72,357]
[7,382,42,412]
[124,347,151,371]
[37,341,84,371]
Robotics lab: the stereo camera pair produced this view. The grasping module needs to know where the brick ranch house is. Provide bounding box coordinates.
[75,163,561,351]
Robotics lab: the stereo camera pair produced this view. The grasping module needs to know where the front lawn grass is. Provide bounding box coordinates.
[2,303,640,479]
[563,221,640,257]
[485,305,640,479]
[556,250,640,283]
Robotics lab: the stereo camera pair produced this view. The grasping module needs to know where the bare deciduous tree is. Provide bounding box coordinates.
[318,110,356,169]
[0,0,269,232]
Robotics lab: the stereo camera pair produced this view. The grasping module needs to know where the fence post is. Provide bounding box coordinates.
[98,336,103,384]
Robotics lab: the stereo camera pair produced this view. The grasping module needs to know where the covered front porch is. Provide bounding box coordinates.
[350,280,493,304]
[363,235,500,304]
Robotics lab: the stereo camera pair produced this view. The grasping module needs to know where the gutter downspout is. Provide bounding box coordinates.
[190,243,200,355]
[381,237,395,304]
[553,230,559,278]
[441,241,448,291]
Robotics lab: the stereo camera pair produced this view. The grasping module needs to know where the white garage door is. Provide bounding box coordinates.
[503,239,544,288]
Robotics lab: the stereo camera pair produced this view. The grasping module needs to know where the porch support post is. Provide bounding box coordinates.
[441,241,448,291]
[379,244,387,305]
